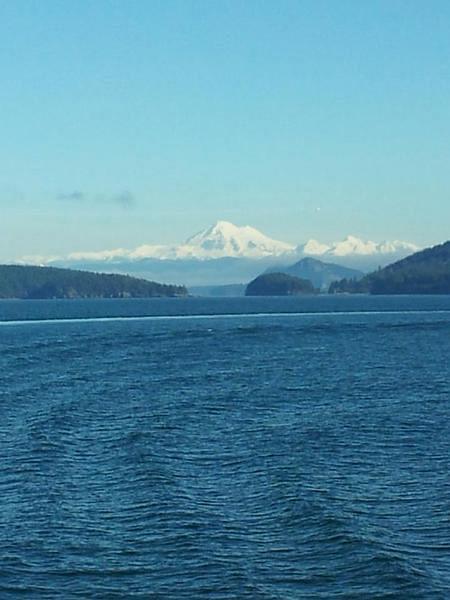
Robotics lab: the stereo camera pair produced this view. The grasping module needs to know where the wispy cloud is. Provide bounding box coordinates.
[57,191,85,202]
[56,189,137,209]
[111,190,136,208]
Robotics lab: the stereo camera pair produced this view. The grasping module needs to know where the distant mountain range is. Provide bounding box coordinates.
[189,283,247,297]
[19,220,420,286]
[329,240,450,294]
[189,257,363,296]
[5,239,447,299]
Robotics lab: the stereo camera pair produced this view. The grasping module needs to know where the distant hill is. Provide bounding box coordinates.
[246,273,316,296]
[267,257,363,291]
[0,265,187,299]
[189,283,246,297]
[329,241,450,295]
[57,256,282,288]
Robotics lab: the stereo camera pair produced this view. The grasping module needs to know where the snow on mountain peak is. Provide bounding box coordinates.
[330,236,379,256]
[182,220,295,258]
[16,220,420,267]
[377,240,419,254]
[298,239,331,255]
[299,235,420,258]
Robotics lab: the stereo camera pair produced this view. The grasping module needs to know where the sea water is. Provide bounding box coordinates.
[1,296,450,598]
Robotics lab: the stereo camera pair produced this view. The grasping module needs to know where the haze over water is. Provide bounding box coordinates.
[1,296,450,598]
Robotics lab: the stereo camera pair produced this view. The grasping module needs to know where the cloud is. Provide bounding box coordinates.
[56,190,136,208]
[111,190,136,208]
[57,191,85,201]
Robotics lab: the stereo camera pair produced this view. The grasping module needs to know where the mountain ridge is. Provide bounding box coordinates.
[329,240,450,294]
[19,220,419,266]
[0,265,187,299]
[266,257,364,291]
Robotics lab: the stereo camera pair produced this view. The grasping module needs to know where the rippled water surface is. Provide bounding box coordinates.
[1,296,450,598]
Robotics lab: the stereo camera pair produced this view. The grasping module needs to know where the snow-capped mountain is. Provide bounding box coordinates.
[182,221,294,258]
[297,235,418,258]
[18,221,420,285]
[298,239,331,255]
[53,220,295,262]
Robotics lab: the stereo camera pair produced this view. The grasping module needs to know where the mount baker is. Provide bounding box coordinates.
[21,221,419,286]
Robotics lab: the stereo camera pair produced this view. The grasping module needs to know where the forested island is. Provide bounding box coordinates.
[266,257,363,291]
[246,272,316,296]
[329,241,450,294]
[0,265,187,299]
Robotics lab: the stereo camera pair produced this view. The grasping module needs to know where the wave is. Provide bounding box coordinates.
[1,308,450,326]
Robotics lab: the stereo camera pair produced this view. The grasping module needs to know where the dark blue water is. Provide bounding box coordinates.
[1,296,450,598]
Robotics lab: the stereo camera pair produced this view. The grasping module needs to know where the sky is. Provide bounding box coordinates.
[1,0,450,261]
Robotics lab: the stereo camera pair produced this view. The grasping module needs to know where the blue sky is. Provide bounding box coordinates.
[1,0,449,260]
